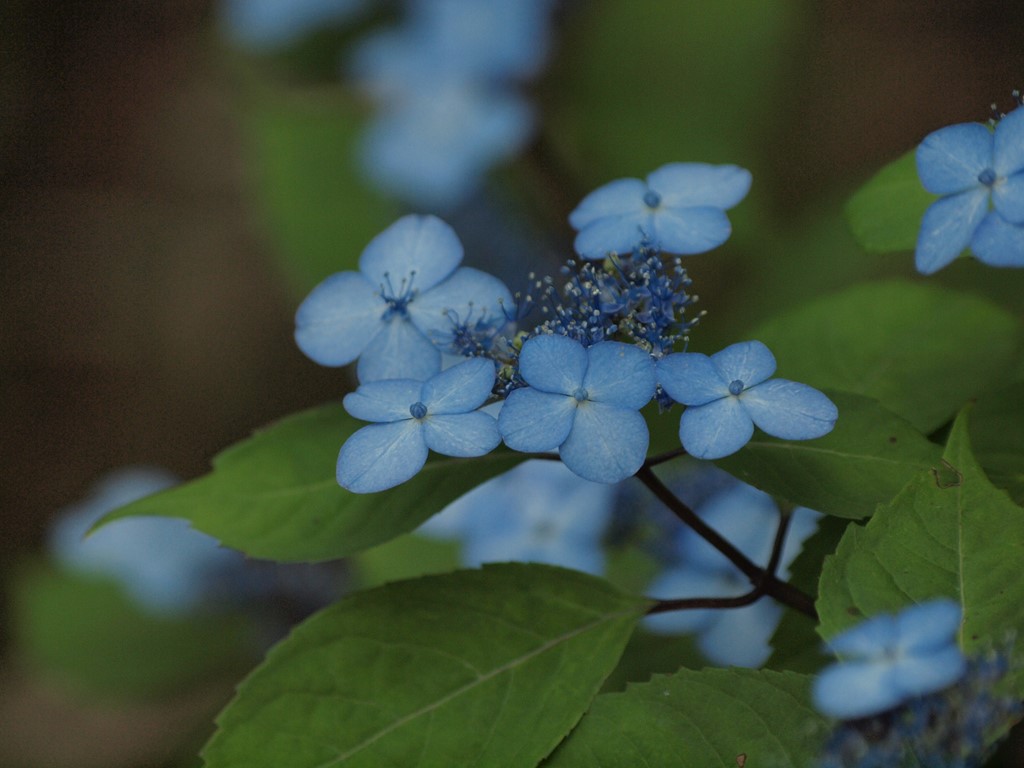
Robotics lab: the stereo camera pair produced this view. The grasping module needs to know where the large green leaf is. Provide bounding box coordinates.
[817,409,1024,692]
[545,668,828,767]
[202,564,649,768]
[751,280,1021,432]
[970,381,1024,506]
[716,391,942,519]
[103,404,523,563]
[844,150,936,253]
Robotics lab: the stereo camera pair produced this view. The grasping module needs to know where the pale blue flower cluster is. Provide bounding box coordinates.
[915,106,1024,274]
[642,482,820,667]
[350,0,556,208]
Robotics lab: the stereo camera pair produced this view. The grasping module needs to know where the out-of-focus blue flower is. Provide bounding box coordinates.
[295,214,512,382]
[813,599,967,721]
[49,468,246,617]
[657,340,837,460]
[915,107,1024,273]
[219,0,366,50]
[338,357,500,492]
[498,335,656,483]
[642,483,820,668]
[419,460,615,575]
[568,163,752,260]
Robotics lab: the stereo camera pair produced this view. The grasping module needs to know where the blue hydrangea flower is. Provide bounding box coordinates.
[498,335,656,483]
[295,215,512,382]
[49,468,246,617]
[915,107,1024,273]
[657,340,838,460]
[418,460,615,575]
[642,483,820,667]
[813,599,967,721]
[338,357,500,493]
[568,163,753,260]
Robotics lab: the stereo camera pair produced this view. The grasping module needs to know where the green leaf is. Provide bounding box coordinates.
[970,381,1024,506]
[545,668,828,767]
[717,392,942,519]
[352,533,462,589]
[844,149,937,252]
[817,408,1024,691]
[11,562,254,699]
[103,404,523,563]
[751,280,1022,432]
[202,564,649,768]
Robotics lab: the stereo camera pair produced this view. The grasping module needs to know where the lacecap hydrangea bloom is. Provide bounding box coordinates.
[568,162,752,260]
[295,214,511,382]
[657,340,838,459]
[915,106,1024,273]
[813,599,967,721]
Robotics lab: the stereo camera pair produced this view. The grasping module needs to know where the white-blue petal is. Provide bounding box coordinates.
[812,660,903,719]
[893,599,962,653]
[916,122,993,195]
[678,397,754,459]
[423,412,500,457]
[582,341,655,408]
[971,210,1024,267]
[568,177,648,229]
[740,379,838,441]
[683,484,779,570]
[892,646,966,698]
[573,213,653,260]
[343,379,423,423]
[409,266,513,343]
[518,334,587,395]
[914,188,990,274]
[498,387,576,452]
[559,401,648,483]
[710,340,777,389]
[993,106,1024,178]
[827,614,898,658]
[359,214,463,292]
[651,207,732,255]
[421,357,495,414]
[657,353,728,406]
[337,420,428,493]
[698,599,780,668]
[294,272,382,366]
[648,162,753,210]
[356,316,441,383]
[992,171,1024,224]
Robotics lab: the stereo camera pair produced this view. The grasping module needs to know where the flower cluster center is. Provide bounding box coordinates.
[409,401,428,419]
[728,379,745,396]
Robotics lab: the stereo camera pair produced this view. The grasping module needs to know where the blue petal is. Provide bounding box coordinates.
[892,646,966,698]
[656,353,728,406]
[698,599,780,668]
[337,420,428,493]
[740,379,838,441]
[710,340,777,389]
[992,171,1024,224]
[356,316,441,383]
[916,122,992,195]
[971,210,1024,267]
[573,212,653,260]
[343,379,422,423]
[812,660,903,719]
[359,214,463,292]
[647,163,752,209]
[778,507,822,580]
[582,341,655,408]
[914,188,990,274]
[294,272,382,366]
[421,357,495,414]
[498,387,575,452]
[993,106,1024,178]
[423,412,500,457]
[894,599,962,653]
[568,177,648,229]
[518,334,588,395]
[683,484,779,570]
[651,207,732,255]
[827,614,899,658]
[559,402,648,483]
[678,397,754,459]
[410,266,513,343]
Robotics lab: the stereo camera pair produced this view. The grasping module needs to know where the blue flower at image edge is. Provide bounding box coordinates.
[295,215,512,382]
[338,357,500,493]
[568,162,752,260]
[813,599,967,720]
[657,340,838,459]
[915,106,1024,273]
[498,335,655,483]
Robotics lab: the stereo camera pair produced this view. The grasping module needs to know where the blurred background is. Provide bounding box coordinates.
[1,1,1022,765]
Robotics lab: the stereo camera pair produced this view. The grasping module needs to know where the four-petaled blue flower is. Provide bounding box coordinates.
[295,214,512,382]
[813,599,967,720]
[498,335,656,483]
[915,107,1024,274]
[338,357,500,493]
[568,162,752,260]
[657,340,837,459]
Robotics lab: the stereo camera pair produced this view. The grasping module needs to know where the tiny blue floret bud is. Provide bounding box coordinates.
[409,401,428,419]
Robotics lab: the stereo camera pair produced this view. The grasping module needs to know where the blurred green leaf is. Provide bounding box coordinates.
[970,381,1024,506]
[352,533,461,588]
[102,404,523,563]
[845,150,936,253]
[202,564,649,768]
